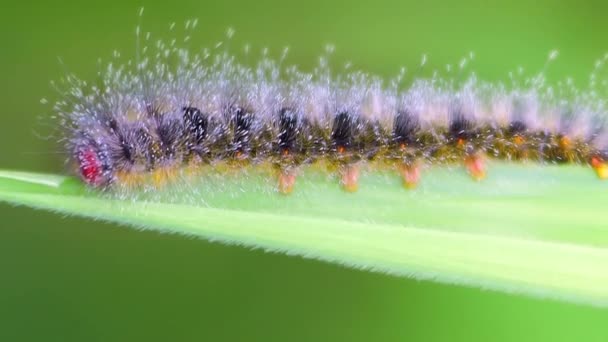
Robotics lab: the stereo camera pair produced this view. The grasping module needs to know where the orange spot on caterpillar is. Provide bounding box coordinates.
[559,136,571,149]
[465,154,486,181]
[457,138,465,147]
[337,146,346,154]
[115,170,143,188]
[513,136,525,145]
[277,170,297,194]
[399,143,407,151]
[151,167,177,188]
[398,163,421,189]
[340,164,359,192]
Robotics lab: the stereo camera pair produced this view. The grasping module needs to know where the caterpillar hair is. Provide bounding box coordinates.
[50,21,608,195]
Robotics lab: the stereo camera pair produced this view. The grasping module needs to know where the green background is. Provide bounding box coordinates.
[1,0,608,340]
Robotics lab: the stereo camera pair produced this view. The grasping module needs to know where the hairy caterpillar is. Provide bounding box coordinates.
[50,20,608,195]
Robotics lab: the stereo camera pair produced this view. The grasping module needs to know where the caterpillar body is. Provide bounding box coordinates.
[52,26,608,194]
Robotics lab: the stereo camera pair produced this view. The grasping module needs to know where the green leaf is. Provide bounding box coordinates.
[1,163,608,307]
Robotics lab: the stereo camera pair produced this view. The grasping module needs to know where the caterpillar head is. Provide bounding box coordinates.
[75,141,112,187]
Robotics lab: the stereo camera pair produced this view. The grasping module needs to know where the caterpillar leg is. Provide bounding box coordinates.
[398,162,421,189]
[340,164,359,192]
[465,153,486,181]
[277,169,297,195]
[591,157,608,180]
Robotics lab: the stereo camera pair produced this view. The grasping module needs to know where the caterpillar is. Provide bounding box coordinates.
[50,23,608,195]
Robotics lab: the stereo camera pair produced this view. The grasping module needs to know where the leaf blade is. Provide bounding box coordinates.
[1,166,607,307]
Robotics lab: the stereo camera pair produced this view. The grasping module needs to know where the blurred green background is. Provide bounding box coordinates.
[1,0,608,340]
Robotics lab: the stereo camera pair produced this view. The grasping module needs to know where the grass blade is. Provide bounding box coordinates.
[1,164,607,307]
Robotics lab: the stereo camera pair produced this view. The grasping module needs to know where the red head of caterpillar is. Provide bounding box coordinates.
[49,24,608,194]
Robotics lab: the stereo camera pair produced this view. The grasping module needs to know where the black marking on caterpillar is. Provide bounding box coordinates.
[48,24,608,193]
